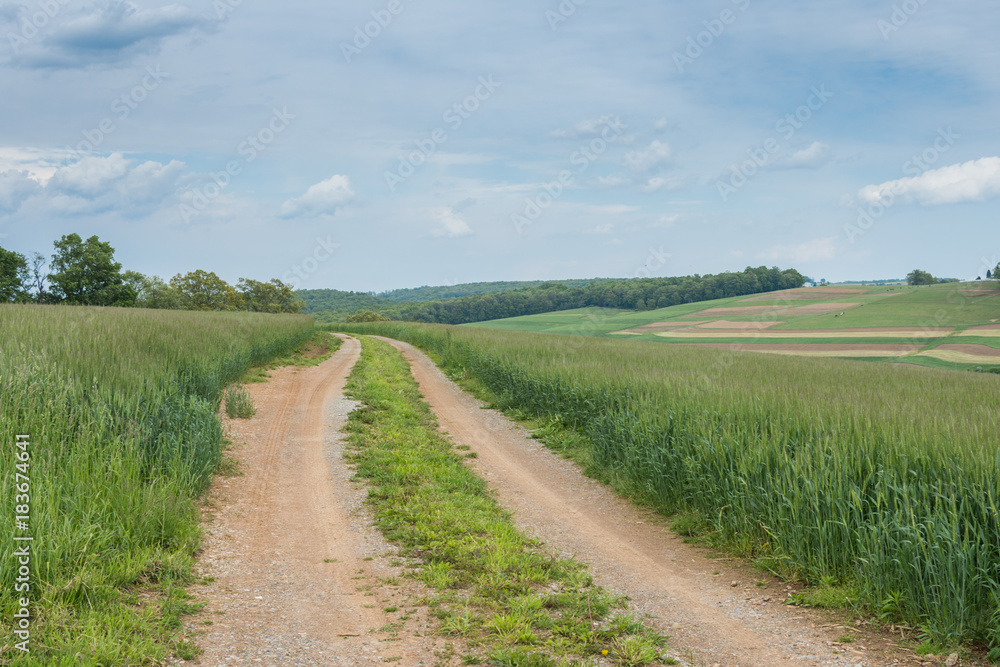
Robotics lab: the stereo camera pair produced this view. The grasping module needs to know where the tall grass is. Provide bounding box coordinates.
[1,305,313,664]
[330,322,1000,648]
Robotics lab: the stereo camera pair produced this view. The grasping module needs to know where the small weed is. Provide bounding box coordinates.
[173,639,203,661]
[788,582,859,610]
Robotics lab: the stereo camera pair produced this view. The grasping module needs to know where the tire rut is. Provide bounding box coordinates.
[380,337,896,667]
[193,337,441,666]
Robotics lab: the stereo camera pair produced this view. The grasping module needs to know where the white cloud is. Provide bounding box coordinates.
[0,170,40,213]
[48,153,131,197]
[429,207,472,238]
[641,175,687,193]
[589,223,614,234]
[624,140,673,173]
[777,141,831,169]
[0,147,80,183]
[759,236,837,263]
[38,153,187,215]
[549,114,622,139]
[594,175,628,189]
[859,157,1000,206]
[653,117,670,132]
[279,175,355,218]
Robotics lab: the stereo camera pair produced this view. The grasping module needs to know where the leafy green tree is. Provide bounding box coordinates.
[0,245,32,303]
[346,310,390,322]
[238,278,304,314]
[906,269,936,286]
[993,263,1000,280]
[49,234,136,306]
[121,271,185,310]
[133,275,184,309]
[170,270,243,311]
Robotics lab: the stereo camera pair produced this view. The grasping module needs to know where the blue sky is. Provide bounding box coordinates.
[1,0,998,292]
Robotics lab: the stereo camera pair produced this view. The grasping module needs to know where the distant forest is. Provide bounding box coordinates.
[302,266,807,325]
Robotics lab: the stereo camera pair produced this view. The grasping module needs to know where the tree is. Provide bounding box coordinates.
[989,269,994,280]
[170,270,243,311]
[906,269,936,286]
[49,234,136,306]
[346,310,390,322]
[238,278,304,314]
[0,246,31,303]
[29,252,55,303]
[994,263,1000,280]
[132,275,184,309]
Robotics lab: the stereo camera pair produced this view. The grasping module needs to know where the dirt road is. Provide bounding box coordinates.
[380,337,903,667]
[193,337,442,666]
[192,334,910,667]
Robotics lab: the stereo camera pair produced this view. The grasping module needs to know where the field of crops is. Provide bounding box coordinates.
[465,283,1000,371]
[0,305,313,665]
[330,321,1000,651]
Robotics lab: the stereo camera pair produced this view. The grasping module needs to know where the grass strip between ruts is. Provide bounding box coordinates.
[343,337,675,667]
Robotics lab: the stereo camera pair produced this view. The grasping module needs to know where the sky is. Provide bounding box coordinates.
[1,0,999,293]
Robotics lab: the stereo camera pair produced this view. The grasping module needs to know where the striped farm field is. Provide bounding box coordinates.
[654,328,949,339]
[918,344,1000,364]
[468,282,1000,370]
[676,343,922,357]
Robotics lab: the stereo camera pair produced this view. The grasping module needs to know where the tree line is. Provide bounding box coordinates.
[0,234,304,313]
[311,266,808,325]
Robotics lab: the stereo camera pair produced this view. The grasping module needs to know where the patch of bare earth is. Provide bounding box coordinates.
[933,344,1000,357]
[963,324,1000,332]
[379,337,924,667]
[695,320,785,330]
[681,306,783,317]
[919,345,1000,364]
[190,336,446,667]
[740,289,868,301]
[781,303,863,316]
[674,343,922,357]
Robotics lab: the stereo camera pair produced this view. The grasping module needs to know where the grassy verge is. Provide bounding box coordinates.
[343,337,675,666]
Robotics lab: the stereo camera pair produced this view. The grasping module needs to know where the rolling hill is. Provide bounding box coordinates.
[464,282,1000,371]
